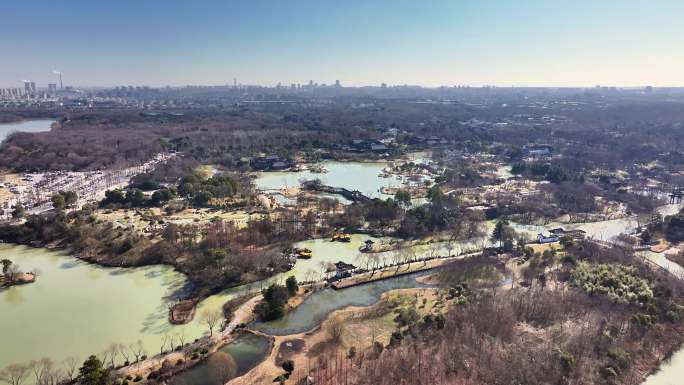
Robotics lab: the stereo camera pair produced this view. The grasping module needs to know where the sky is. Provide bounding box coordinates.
[2,0,683,88]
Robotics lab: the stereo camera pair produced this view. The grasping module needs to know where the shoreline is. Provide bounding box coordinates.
[0,271,36,288]
[10,240,288,325]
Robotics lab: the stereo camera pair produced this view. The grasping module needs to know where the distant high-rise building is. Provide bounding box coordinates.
[24,81,36,96]
[48,83,57,93]
[381,83,387,88]
[335,80,341,87]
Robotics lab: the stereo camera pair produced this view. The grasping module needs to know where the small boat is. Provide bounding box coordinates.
[331,233,352,242]
[293,248,313,259]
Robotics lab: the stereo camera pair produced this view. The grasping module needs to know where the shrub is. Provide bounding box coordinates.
[561,254,577,266]
[558,350,575,373]
[607,348,630,370]
[632,313,654,327]
[282,360,295,373]
[373,341,384,355]
[601,366,618,379]
[571,262,653,305]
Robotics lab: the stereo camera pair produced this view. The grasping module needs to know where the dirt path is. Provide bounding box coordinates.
[116,295,262,378]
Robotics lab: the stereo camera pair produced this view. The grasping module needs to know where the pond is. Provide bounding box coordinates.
[0,119,54,142]
[254,153,430,200]
[168,333,271,385]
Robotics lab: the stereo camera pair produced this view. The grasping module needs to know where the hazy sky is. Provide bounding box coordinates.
[2,0,683,88]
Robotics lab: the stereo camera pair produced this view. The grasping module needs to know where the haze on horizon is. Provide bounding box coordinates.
[2,0,683,88]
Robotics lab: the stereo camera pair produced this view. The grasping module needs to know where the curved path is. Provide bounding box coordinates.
[117,295,262,378]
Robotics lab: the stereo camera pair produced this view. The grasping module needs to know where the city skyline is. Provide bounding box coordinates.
[3,0,684,88]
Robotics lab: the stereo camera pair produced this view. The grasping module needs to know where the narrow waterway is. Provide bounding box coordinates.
[253,271,433,335]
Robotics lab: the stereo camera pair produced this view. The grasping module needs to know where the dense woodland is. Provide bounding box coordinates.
[3,93,684,178]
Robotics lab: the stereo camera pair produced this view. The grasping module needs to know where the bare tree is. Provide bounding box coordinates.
[160,333,171,355]
[105,344,119,368]
[61,357,78,382]
[391,248,406,274]
[28,358,53,385]
[5,264,21,283]
[117,343,130,364]
[29,359,63,385]
[200,309,223,337]
[445,236,457,257]
[304,269,317,285]
[129,340,145,363]
[427,242,441,265]
[175,329,186,353]
[40,366,65,385]
[0,364,29,385]
[326,315,345,345]
[177,330,185,348]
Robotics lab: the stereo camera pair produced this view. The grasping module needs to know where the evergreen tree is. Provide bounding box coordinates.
[78,356,109,385]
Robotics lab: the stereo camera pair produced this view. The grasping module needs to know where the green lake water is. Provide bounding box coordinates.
[168,333,270,385]
[254,153,429,200]
[0,245,208,367]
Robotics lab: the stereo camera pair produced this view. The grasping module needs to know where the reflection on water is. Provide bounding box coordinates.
[169,333,270,385]
[1,286,26,306]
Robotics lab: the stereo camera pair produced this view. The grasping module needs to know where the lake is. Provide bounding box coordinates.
[254,153,430,200]
[0,244,209,368]
[0,119,54,143]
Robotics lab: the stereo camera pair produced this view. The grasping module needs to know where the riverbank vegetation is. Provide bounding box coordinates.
[0,257,35,287]
[277,242,684,385]
[0,205,295,303]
